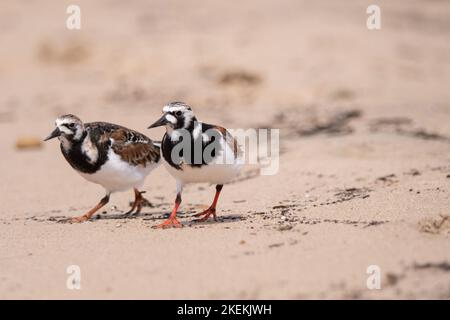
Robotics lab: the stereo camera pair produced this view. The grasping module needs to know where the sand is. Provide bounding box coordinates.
[1,0,450,299]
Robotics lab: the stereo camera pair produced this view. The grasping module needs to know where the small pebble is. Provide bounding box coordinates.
[277,225,293,231]
[15,137,42,150]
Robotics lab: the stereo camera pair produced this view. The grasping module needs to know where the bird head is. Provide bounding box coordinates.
[44,114,85,143]
[148,102,197,132]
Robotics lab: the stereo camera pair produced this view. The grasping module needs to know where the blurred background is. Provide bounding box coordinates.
[1,0,449,135]
[1,0,450,299]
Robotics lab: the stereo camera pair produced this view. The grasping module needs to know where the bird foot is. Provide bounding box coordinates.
[123,208,139,217]
[153,217,183,229]
[139,198,154,208]
[125,191,153,216]
[137,191,154,208]
[193,207,217,222]
[70,215,89,223]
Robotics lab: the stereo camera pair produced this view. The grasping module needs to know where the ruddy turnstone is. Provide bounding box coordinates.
[148,102,242,228]
[44,114,161,222]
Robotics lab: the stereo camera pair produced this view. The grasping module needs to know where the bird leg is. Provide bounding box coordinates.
[153,193,182,229]
[124,189,150,216]
[194,185,223,222]
[71,194,110,223]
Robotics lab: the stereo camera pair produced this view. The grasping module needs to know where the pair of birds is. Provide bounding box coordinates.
[44,102,242,228]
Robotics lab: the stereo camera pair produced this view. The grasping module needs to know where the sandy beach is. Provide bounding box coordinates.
[1,0,450,299]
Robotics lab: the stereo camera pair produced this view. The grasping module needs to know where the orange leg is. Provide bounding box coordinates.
[71,194,110,223]
[124,188,149,216]
[153,194,183,229]
[194,185,223,222]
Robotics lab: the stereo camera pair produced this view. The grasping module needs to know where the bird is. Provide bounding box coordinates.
[44,114,161,223]
[147,101,242,228]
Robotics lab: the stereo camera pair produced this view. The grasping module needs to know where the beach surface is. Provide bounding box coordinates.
[1,0,450,299]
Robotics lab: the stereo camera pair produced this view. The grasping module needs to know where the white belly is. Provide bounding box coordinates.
[79,149,159,193]
[163,141,242,185]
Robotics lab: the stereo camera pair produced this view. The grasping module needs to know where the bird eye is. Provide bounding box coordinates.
[175,111,182,116]
[68,123,75,129]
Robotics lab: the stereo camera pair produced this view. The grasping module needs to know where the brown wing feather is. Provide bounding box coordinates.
[213,125,240,158]
[107,128,160,167]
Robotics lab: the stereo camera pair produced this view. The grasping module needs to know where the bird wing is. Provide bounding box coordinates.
[210,125,241,159]
[87,122,161,167]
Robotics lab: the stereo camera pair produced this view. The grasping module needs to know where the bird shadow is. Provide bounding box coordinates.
[46,210,245,225]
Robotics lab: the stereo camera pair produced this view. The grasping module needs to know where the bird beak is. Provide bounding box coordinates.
[148,114,169,129]
[44,127,61,141]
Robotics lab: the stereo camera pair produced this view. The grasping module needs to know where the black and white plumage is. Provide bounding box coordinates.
[44,114,161,222]
[148,102,242,228]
